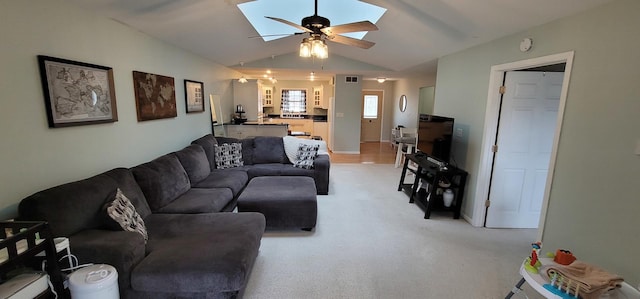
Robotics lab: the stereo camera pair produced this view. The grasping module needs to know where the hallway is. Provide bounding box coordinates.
[329,142,397,164]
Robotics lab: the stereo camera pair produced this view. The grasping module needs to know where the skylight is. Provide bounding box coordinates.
[238,0,386,42]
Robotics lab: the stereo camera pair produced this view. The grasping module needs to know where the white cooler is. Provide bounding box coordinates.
[68,264,119,299]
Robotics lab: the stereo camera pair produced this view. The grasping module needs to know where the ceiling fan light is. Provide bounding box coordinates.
[377,77,386,83]
[318,42,328,59]
[299,39,312,58]
[311,38,328,59]
[238,76,248,83]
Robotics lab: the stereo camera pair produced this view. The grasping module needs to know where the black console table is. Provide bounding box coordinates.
[397,153,468,219]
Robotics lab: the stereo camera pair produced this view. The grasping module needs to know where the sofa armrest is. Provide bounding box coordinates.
[70,229,146,292]
[313,154,330,195]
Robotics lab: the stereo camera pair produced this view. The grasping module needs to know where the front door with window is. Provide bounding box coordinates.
[361,90,383,142]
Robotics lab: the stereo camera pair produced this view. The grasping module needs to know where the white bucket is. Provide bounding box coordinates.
[69,264,119,299]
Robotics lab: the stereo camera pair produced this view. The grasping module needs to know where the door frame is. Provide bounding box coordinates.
[362,89,385,141]
[472,51,574,240]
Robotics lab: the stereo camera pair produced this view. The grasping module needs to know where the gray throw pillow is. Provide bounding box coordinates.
[104,188,148,242]
[214,143,243,169]
[293,143,319,169]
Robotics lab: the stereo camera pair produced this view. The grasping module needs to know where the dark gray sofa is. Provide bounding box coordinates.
[19,167,265,299]
[16,134,330,298]
[192,135,330,195]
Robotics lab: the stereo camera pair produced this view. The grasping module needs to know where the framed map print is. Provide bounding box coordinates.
[132,71,177,121]
[184,79,204,113]
[37,55,118,128]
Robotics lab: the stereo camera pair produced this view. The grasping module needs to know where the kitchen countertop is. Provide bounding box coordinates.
[225,122,287,126]
[266,114,327,122]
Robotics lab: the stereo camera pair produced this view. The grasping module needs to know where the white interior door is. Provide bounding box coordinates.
[485,71,564,228]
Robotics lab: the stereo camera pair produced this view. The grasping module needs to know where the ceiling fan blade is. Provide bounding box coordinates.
[321,21,378,36]
[327,35,375,49]
[265,16,312,33]
[248,32,305,39]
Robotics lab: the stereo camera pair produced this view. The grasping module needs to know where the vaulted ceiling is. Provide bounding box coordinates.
[63,0,612,81]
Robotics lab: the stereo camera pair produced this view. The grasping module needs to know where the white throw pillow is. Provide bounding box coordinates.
[283,136,328,163]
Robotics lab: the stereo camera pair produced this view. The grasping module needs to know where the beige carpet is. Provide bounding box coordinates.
[243,164,544,299]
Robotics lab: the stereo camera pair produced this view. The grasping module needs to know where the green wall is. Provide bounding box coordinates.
[435,0,640,285]
[0,0,239,218]
[332,75,363,153]
[419,86,435,115]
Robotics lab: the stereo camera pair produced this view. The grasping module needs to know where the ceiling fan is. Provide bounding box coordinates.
[264,0,379,49]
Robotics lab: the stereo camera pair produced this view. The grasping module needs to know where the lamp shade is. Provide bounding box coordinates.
[299,39,311,57]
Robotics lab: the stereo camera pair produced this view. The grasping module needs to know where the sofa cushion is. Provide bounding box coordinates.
[104,188,148,242]
[70,229,146,294]
[131,154,191,212]
[252,136,286,164]
[132,213,265,293]
[293,143,319,169]
[214,143,244,169]
[18,172,119,237]
[153,188,234,214]
[193,169,249,197]
[174,144,211,185]
[240,138,255,165]
[191,134,218,171]
[244,163,309,177]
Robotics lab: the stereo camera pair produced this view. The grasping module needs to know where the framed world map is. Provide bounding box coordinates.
[37,55,118,128]
[132,71,177,121]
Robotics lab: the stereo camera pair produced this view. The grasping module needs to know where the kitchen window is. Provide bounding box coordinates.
[281,89,307,114]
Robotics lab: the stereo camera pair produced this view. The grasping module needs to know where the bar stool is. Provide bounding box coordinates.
[394,127,418,168]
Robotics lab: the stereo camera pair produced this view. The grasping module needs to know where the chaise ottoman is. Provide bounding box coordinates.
[237,176,317,231]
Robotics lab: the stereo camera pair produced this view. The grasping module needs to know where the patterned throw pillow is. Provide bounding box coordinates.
[105,188,148,242]
[214,143,243,169]
[293,143,319,169]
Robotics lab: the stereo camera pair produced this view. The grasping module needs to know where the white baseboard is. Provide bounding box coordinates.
[463,213,480,227]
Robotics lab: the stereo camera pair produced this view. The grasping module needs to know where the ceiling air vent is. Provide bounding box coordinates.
[345,76,358,83]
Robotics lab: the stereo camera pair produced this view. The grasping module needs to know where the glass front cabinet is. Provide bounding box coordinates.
[313,85,325,109]
[262,85,274,107]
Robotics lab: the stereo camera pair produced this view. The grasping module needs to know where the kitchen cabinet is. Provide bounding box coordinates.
[283,119,313,134]
[313,121,328,141]
[225,124,288,139]
[312,85,327,109]
[262,85,274,107]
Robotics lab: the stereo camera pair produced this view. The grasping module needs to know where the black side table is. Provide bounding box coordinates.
[397,153,468,219]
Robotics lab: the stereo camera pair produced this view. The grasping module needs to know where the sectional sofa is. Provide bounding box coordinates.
[17,134,330,298]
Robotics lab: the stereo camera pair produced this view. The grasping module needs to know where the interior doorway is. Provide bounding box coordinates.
[361,90,384,142]
[472,52,575,239]
[485,70,564,228]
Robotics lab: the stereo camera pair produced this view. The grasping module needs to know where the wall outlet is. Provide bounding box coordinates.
[336,112,344,117]
[456,128,464,137]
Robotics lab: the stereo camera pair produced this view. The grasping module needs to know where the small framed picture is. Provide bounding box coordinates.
[37,55,118,128]
[184,79,205,113]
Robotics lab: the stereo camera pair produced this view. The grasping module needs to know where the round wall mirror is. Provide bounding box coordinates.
[399,95,407,112]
